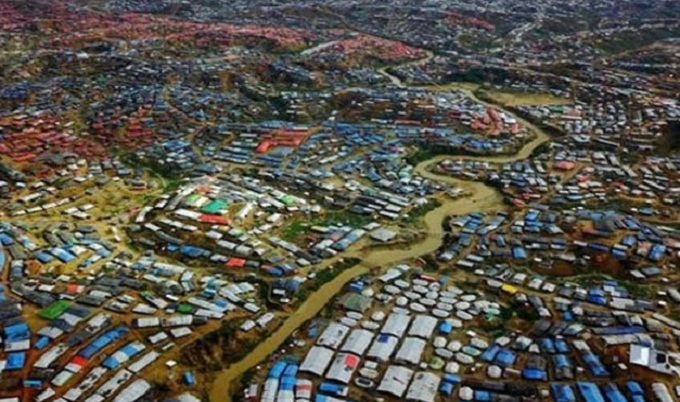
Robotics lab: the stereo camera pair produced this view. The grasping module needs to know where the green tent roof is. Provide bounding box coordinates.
[39,301,71,320]
[201,199,228,214]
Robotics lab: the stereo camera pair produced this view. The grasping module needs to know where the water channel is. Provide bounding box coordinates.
[209,92,553,401]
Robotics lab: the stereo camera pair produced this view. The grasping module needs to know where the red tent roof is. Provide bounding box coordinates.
[226,258,246,268]
[70,355,89,366]
[199,214,230,225]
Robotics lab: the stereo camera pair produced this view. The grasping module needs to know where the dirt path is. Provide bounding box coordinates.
[300,39,344,56]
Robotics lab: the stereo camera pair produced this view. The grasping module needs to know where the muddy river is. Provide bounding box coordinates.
[209,101,552,401]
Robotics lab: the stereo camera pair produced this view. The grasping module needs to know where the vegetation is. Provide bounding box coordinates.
[529,18,588,38]
[121,152,183,192]
[657,120,680,155]
[596,27,680,54]
[479,89,571,108]
[481,306,513,334]
[529,142,552,158]
[280,211,371,241]
[181,318,279,374]
[406,144,470,166]
[620,280,654,299]
[162,177,183,192]
[420,255,440,272]
[668,308,680,323]
[516,307,540,322]
[297,257,362,301]
[573,273,614,286]
[458,32,496,52]
[443,66,513,86]
[403,199,442,223]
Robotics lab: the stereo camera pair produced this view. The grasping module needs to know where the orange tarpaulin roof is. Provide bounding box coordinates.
[199,214,230,225]
[226,258,246,268]
[70,355,88,366]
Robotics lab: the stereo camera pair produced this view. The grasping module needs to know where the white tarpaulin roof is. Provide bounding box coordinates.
[377,365,413,398]
[300,346,334,377]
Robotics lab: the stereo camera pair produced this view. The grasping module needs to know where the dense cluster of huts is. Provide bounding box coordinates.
[0,215,278,401]
[246,263,680,402]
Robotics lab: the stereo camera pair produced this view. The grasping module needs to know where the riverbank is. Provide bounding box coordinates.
[209,264,369,402]
[207,51,558,401]
[208,188,505,402]
[208,119,552,402]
